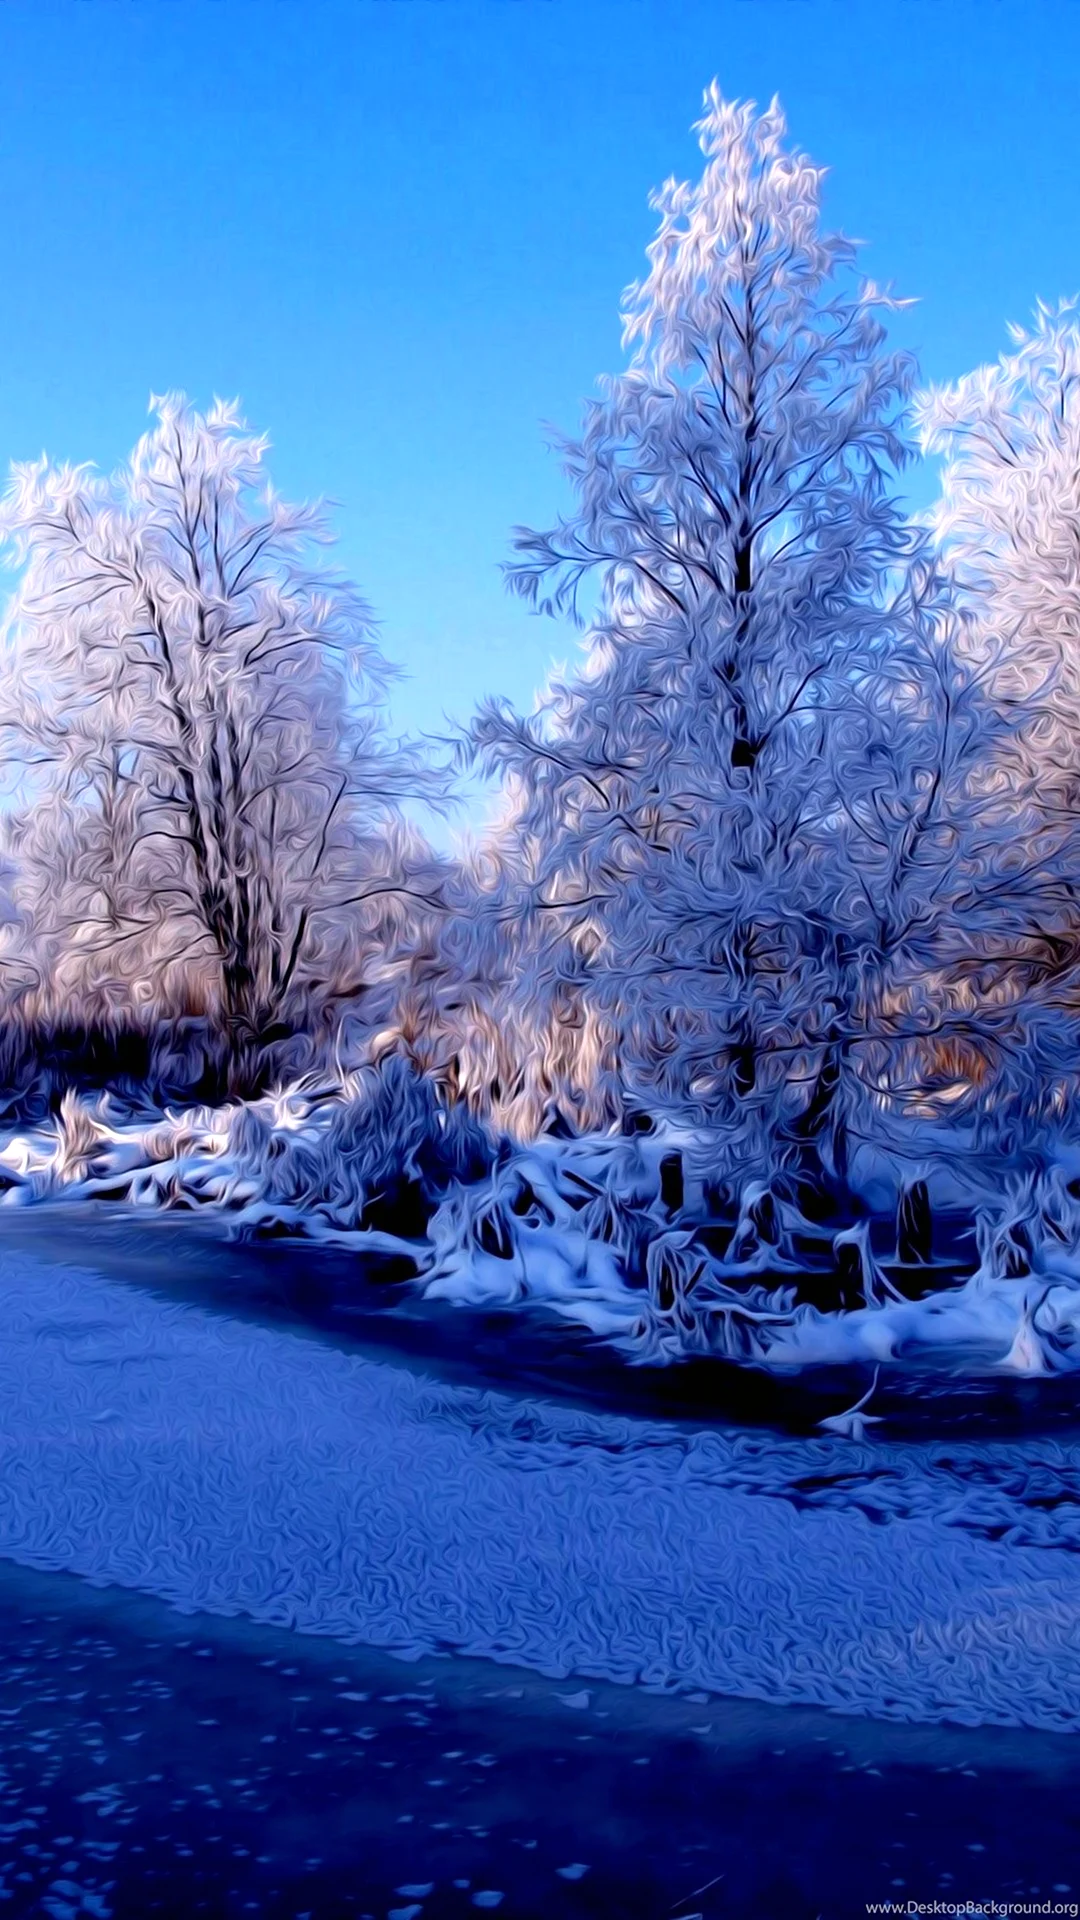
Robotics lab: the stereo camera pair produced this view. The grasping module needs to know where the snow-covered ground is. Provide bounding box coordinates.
[0,1237,1079,1734]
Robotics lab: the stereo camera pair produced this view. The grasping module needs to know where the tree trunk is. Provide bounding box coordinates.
[786,1037,849,1185]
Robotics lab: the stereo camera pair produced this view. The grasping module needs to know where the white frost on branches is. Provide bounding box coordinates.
[467,86,1063,1174]
[0,394,433,1043]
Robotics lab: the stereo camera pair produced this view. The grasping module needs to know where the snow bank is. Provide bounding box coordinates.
[421,1140,1080,1378]
[0,1243,1079,1731]
[9,1082,1080,1379]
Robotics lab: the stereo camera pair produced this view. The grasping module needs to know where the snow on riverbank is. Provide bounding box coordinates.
[0,1240,1078,1732]
[6,1074,1080,1377]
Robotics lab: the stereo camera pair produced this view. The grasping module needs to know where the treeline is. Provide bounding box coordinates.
[1,86,1079,1178]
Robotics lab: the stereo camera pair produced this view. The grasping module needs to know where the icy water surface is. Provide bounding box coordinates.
[0,1558,1077,1920]
[7,1207,1080,1439]
[0,1212,1077,1916]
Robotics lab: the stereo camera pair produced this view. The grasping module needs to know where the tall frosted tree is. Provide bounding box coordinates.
[473,87,927,1166]
[0,395,428,1051]
[911,303,1080,1129]
[917,301,1080,794]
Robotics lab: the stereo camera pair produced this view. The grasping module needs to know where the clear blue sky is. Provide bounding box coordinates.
[0,0,1077,795]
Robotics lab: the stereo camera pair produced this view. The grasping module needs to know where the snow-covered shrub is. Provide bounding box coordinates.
[579,1186,653,1279]
[222,1102,274,1170]
[51,1089,106,1186]
[287,1055,496,1234]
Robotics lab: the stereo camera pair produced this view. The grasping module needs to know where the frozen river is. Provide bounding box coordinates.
[0,1556,1078,1919]
[0,1213,1075,1916]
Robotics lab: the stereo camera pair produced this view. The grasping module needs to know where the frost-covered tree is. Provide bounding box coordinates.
[471,87,930,1164]
[917,301,1080,797]
[383,832,623,1138]
[0,395,431,1051]
[911,302,1080,1131]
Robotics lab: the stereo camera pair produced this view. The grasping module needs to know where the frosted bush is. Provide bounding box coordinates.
[52,1089,106,1186]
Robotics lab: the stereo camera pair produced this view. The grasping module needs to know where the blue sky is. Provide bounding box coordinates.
[0,0,1077,801]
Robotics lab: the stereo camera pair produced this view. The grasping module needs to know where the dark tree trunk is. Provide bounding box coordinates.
[897,1179,933,1265]
[786,1039,849,1185]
